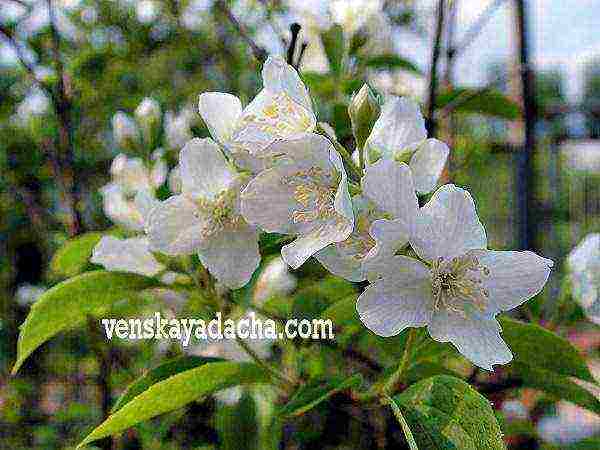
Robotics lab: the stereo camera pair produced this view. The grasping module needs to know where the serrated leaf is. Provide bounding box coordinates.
[394,375,505,450]
[77,362,271,448]
[278,374,362,418]
[320,24,345,76]
[50,232,104,278]
[112,356,225,413]
[435,87,520,120]
[500,317,595,382]
[12,271,158,374]
[510,362,600,416]
[362,54,422,75]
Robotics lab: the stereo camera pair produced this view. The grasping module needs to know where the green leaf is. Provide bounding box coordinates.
[320,24,345,76]
[77,362,271,448]
[510,362,600,415]
[500,317,595,382]
[388,395,419,450]
[278,374,362,418]
[435,87,520,120]
[12,271,158,374]
[112,356,224,413]
[362,54,422,75]
[50,232,104,278]
[394,375,505,450]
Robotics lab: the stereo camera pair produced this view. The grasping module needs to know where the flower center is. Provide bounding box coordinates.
[431,255,490,317]
[282,167,338,224]
[196,190,244,238]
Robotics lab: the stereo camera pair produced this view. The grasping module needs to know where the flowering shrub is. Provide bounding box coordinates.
[12,57,599,450]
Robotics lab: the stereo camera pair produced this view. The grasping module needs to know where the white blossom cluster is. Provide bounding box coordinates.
[93,57,554,370]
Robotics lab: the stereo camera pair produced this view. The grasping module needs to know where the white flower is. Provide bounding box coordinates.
[361,96,450,195]
[112,111,140,147]
[198,56,316,173]
[253,256,297,304]
[135,97,161,140]
[566,233,600,324]
[164,107,194,151]
[241,133,353,269]
[15,284,46,306]
[356,184,553,370]
[330,0,381,35]
[315,159,418,281]
[101,154,164,231]
[91,236,165,277]
[146,137,260,289]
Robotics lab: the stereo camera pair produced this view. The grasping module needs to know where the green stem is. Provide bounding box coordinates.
[358,145,365,172]
[315,123,363,181]
[235,335,295,386]
[383,328,418,395]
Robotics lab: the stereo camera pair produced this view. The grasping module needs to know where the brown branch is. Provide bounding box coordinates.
[46,0,82,236]
[215,0,267,63]
[426,0,446,138]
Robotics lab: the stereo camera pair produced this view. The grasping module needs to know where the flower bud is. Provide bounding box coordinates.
[135,97,161,142]
[112,111,140,148]
[348,84,380,151]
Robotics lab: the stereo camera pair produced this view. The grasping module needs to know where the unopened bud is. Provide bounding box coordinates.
[348,84,380,150]
[112,111,140,148]
[135,97,162,142]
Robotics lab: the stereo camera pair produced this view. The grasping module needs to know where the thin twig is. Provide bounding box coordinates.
[235,335,296,386]
[0,25,54,97]
[426,0,446,138]
[382,328,417,395]
[215,0,267,63]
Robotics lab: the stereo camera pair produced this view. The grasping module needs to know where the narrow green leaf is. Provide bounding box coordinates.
[363,54,422,75]
[387,395,419,450]
[216,393,259,450]
[321,24,345,76]
[12,271,158,374]
[278,374,362,418]
[112,356,225,413]
[435,87,520,120]
[500,317,595,382]
[510,362,600,415]
[77,362,271,448]
[50,232,104,278]
[394,375,506,450]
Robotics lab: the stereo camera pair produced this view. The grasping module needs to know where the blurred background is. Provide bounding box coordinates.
[0,0,599,449]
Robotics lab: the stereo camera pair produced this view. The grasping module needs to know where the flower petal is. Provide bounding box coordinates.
[329,147,354,229]
[100,183,145,231]
[146,194,208,255]
[282,221,351,269]
[180,138,236,201]
[410,138,450,194]
[240,163,300,234]
[261,56,314,113]
[198,92,243,143]
[362,159,418,221]
[134,191,160,225]
[428,312,512,370]
[366,96,427,161]
[471,250,553,314]
[411,184,487,262]
[315,244,365,282]
[357,259,432,337]
[91,236,164,277]
[363,218,412,280]
[198,225,260,289]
